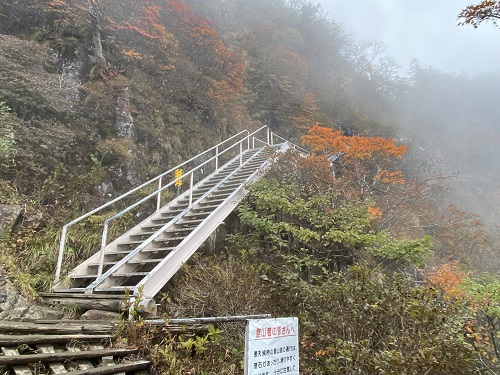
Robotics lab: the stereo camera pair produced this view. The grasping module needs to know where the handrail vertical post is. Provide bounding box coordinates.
[189,173,194,208]
[267,128,270,145]
[252,136,255,149]
[270,131,274,145]
[156,176,162,211]
[97,222,109,280]
[247,136,250,150]
[54,226,68,283]
[215,145,219,170]
[239,141,243,166]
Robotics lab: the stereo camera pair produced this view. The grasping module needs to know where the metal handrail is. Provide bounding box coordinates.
[86,145,268,292]
[271,133,310,154]
[93,126,268,279]
[54,126,271,283]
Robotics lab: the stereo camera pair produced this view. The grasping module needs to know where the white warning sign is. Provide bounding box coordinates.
[244,317,299,375]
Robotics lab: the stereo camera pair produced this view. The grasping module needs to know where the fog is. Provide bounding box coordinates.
[320,0,500,74]
[316,0,500,228]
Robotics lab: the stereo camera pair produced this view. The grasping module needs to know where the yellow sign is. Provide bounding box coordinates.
[174,168,183,186]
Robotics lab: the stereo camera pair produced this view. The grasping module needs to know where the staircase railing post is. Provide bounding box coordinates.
[239,141,243,166]
[215,145,219,170]
[156,176,162,211]
[270,131,274,145]
[267,127,270,145]
[252,136,255,149]
[97,221,110,280]
[54,225,68,283]
[189,173,194,208]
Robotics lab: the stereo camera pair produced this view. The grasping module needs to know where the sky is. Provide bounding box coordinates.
[318,0,500,75]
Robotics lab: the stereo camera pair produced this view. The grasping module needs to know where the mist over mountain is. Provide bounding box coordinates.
[321,0,500,74]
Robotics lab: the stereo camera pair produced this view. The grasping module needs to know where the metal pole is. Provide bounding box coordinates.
[54,226,68,283]
[239,142,243,166]
[97,221,109,280]
[267,128,270,145]
[270,131,274,145]
[189,173,194,208]
[156,176,162,211]
[215,145,219,170]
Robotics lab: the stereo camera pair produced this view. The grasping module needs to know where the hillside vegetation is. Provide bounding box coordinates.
[0,0,499,373]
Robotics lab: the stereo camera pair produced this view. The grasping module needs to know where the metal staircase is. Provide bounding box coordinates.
[45,126,307,312]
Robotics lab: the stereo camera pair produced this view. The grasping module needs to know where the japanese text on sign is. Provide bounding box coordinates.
[245,317,299,375]
[174,168,183,186]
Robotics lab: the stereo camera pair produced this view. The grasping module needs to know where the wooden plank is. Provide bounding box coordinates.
[67,347,94,371]
[1,346,33,375]
[37,344,68,374]
[64,360,150,375]
[39,293,127,300]
[0,321,116,335]
[41,297,124,312]
[0,334,111,345]
[88,344,124,375]
[0,348,138,366]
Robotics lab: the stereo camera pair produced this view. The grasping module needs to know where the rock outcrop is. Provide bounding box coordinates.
[0,204,22,236]
[0,269,65,320]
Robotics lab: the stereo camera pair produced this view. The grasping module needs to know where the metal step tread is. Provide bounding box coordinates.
[111,272,150,277]
[145,246,178,252]
[94,286,135,292]
[190,204,224,211]
[157,235,188,242]
[178,219,204,226]
[129,258,162,264]
[88,261,118,267]
[70,274,98,279]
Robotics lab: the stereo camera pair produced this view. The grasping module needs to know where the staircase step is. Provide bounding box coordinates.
[198,198,226,205]
[71,274,98,279]
[151,217,175,223]
[184,212,210,219]
[129,258,162,264]
[117,240,145,247]
[117,236,187,247]
[111,272,150,278]
[95,286,135,292]
[178,219,204,225]
[170,226,195,232]
[105,249,133,256]
[157,235,188,242]
[191,204,222,211]
[88,261,118,267]
[144,246,177,252]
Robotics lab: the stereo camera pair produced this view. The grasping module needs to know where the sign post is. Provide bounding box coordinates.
[244,317,299,375]
[174,168,183,195]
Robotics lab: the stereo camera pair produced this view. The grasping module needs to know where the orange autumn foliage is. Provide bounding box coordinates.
[300,125,407,193]
[367,206,383,219]
[301,124,407,161]
[374,170,406,185]
[425,261,467,300]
